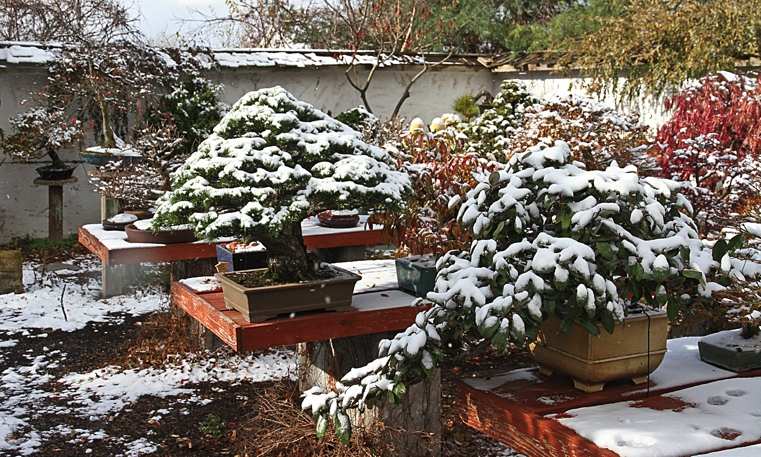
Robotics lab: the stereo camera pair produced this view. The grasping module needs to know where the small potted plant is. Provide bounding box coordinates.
[215,241,268,272]
[153,87,409,322]
[0,108,81,181]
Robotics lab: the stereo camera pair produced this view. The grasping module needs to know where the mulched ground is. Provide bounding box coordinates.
[0,251,523,457]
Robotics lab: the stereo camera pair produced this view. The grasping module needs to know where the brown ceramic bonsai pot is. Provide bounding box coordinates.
[531,310,668,392]
[317,210,360,228]
[217,265,361,322]
[124,224,196,244]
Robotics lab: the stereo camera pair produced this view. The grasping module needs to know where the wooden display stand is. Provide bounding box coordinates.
[455,340,761,457]
[79,219,389,297]
[34,177,77,241]
[298,335,441,457]
[171,261,441,456]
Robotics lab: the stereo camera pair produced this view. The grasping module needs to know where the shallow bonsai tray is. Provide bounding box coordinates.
[124,224,196,244]
[217,266,361,322]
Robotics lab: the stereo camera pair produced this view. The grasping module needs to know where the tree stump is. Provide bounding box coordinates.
[298,333,442,457]
[0,250,24,294]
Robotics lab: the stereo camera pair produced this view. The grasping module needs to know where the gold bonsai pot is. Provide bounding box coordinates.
[531,310,668,392]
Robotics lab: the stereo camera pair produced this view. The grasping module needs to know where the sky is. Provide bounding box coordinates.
[131,0,231,46]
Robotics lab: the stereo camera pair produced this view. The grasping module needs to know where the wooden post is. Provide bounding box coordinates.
[34,177,77,241]
[298,333,442,457]
[0,249,24,294]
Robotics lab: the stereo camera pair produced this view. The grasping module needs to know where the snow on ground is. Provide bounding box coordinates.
[0,259,165,340]
[557,377,761,457]
[0,344,296,455]
[0,255,297,455]
[60,350,296,418]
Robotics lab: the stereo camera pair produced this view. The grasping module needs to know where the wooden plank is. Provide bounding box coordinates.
[303,229,388,249]
[109,243,218,266]
[171,282,241,351]
[458,381,620,457]
[170,281,426,352]
[78,226,109,264]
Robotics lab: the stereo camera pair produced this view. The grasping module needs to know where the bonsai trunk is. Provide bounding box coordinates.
[47,148,65,168]
[97,97,116,148]
[259,223,317,282]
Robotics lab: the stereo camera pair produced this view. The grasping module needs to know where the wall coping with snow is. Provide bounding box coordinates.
[0,40,493,69]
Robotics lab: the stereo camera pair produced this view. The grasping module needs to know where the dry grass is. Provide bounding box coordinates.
[236,382,396,457]
[119,309,201,369]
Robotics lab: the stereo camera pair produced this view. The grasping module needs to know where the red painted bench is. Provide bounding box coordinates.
[457,337,761,457]
[78,216,389,296]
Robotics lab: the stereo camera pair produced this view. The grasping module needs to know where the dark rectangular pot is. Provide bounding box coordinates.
[215,244,268,272]
[217,265,361,322]
[699,329,761,372]
[395,255,437,298]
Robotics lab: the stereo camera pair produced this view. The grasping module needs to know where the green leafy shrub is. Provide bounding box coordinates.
[301,140,759,442]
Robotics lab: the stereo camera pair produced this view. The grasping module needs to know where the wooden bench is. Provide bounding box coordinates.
[78,215,388,297]
[172,259,441,456]
[456,337,761,457]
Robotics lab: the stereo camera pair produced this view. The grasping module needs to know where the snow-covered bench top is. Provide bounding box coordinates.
[78,216,386,265]
[172,259,425,351]
[459,336,761,457]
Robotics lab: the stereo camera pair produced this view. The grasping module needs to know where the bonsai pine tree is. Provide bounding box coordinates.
[153,86,410,279]
[302,141,759,442]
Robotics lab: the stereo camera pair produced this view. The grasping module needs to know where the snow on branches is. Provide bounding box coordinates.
[463,81,653,170]
[302,140,755,442]
[654,72,761,234]
[153,86,409,276]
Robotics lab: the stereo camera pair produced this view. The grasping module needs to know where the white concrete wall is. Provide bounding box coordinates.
[0,63,665,243]
[495,71,668,129]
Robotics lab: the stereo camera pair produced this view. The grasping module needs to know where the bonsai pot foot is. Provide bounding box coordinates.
[631,375,649,385]
[572,379,605,393]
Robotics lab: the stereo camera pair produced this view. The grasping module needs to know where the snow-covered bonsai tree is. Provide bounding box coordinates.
[152,86,409,279]
[0,107,81,172]
[302,140,758,441]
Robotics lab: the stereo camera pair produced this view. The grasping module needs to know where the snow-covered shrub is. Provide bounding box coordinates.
[153,86,410,278]
[378,120,494,255]
[302,140,758,442]
[654,72,761,235]
[464,85,652,170]
[335,106,379,136]
[0,108,81,168]
[462,81,536,160]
